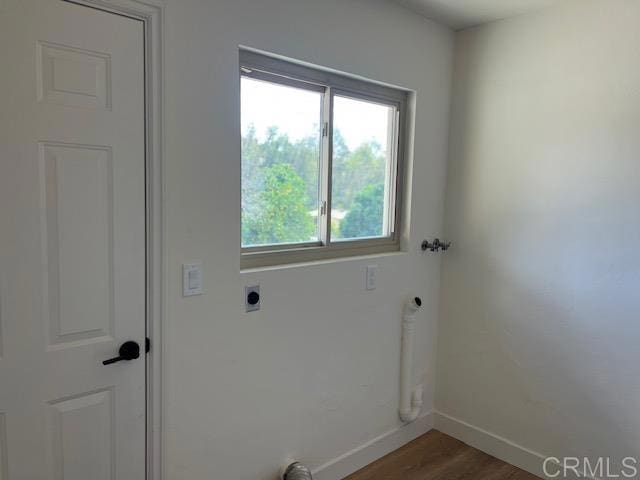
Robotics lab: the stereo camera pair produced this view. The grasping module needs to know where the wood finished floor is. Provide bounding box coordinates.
[344,430,539,480]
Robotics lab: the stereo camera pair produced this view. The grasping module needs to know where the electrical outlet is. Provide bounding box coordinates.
[245,285,260,312]
[366,265,378,290]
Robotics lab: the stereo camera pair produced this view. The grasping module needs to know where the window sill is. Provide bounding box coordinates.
[240,242,404,272]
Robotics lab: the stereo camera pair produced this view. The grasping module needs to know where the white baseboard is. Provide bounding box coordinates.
[434,411,591,480]
[312,411,433,480]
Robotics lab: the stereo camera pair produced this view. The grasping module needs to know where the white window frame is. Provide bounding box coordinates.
[240,50,408,268]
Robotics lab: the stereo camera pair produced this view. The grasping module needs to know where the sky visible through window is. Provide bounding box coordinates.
[241,77,389,149]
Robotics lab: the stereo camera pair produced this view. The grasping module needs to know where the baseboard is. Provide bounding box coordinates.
[312,411,433,480]
[434,411,591,480]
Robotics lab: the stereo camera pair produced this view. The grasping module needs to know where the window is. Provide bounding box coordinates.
[240,50,408,267]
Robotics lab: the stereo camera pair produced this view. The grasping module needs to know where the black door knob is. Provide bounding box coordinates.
[103,341,140,365]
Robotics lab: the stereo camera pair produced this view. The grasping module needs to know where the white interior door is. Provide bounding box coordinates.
[0,0,146,478]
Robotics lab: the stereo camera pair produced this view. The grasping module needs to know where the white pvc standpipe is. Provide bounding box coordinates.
[399,297,423,423]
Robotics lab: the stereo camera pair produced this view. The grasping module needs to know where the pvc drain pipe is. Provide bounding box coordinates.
[281,460,313,480]
[399,297,423,423]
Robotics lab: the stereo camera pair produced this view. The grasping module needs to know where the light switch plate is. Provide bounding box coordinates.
[183,263,203,296]
[366,265,378,290]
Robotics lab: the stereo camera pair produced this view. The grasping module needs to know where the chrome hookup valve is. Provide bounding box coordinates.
[421,238,451,252]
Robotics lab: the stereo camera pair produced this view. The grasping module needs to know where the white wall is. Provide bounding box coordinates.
[438,0,640,471]
[162,1,453,478]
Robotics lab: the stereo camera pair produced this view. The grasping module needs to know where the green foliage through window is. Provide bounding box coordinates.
[241,125,388,246]
[242,162,316,246]
[339,183,385,239]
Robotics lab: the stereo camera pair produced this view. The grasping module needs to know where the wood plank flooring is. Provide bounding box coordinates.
[344,430,539,480]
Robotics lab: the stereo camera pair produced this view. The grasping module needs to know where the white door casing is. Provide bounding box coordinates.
[0,0,146,478]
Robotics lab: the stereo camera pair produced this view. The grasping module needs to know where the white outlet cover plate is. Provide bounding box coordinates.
[366,265,378,290]
[245,285,260,312]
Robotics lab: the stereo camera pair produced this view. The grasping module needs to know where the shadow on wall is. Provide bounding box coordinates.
[437,5,640,463]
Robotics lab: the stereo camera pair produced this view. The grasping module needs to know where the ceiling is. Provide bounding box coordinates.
[394,0,562,30]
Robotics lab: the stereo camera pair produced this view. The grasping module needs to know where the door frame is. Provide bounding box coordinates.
[63,1,165,478]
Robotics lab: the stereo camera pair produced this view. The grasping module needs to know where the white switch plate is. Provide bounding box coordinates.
[183,263,203,296]
[366,265,378,290]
